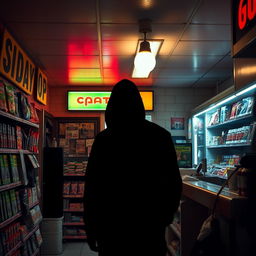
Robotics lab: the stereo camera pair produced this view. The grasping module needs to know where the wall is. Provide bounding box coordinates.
[49,85,215,136]
[49,86,105,129]
[150,87,216,139]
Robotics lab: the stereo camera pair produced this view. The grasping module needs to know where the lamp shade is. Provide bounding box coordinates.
[134,41,156,73]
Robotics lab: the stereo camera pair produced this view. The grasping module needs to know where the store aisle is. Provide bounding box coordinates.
[43,242,98,256]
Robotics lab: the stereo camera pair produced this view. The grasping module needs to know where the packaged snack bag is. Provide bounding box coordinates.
[70,183,78,195]
[22,95,31,120]
[5,82,16,115]
[14,92,20,117]
[0,80,8,111]
[30,102,39,123]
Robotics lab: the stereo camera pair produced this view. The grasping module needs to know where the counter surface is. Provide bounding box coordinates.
[182,180,247,218]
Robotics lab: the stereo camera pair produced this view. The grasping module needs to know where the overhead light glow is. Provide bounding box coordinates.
[134,50,156,72]
[132,40,163,78]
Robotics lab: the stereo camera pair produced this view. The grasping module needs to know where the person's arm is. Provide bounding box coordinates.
[83,138,99,251]
[162,132,182,226]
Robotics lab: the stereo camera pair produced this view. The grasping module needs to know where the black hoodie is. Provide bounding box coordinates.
[84,79,182,256]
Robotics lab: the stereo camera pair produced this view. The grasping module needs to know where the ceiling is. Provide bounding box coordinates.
[0,0,233,88]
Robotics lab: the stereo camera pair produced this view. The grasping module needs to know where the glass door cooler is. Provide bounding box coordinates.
[192,84,256,180]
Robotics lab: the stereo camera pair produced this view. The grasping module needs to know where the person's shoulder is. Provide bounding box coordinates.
[94,128,112,140]
[145,120,171,137]
[95,128,109,138]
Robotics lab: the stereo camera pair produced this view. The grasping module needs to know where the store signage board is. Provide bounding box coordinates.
[36,68,47,105]
[232,0,256,57]
[68,91,154,111]
[233,0,256,42]
[0,29,36,95]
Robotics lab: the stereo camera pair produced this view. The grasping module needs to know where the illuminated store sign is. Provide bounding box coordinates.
[238,0,256,30]
[36,68,47,105]
[0,30,35,95]
[68,91,154,111]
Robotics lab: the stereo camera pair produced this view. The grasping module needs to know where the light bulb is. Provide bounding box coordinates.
[134,51,156,73]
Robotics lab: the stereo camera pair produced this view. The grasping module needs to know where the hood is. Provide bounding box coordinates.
[105,79,145,130]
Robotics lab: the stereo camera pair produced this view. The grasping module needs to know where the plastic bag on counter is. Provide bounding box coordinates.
[190,215,225,256]
[30,102,39,123]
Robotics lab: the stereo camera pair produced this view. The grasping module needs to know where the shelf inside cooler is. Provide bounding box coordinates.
[207,113,254,129]
[207,142,251,148]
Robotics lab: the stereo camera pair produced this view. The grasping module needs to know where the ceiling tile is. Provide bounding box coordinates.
[153,68,207,78]
[39,56,100,70]
[101,24,139,41]
[102,41,137,55]
[100,0,198,23]
[0,0,233,89]
[193,78,221,88]
[172,41,231,56]
[23,39,99,57]
[203,68,232,79]
[214,55,233,69]
[1,0,96,23]
[158,55,225,69]
[182,24,231,41]
[8,23,98,41]
[154,78,198,87]
[192,0,231,24]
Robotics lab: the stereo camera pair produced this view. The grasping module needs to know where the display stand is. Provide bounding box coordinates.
[57,117,99,241]
[0,79,43,256]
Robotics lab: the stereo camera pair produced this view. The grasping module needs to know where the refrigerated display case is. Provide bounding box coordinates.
[192,83,256,179]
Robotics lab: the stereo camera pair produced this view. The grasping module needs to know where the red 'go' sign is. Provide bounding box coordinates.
[238,0,256,30]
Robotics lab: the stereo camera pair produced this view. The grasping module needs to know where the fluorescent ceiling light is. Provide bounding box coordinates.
[194,82,256,117]
[236,83,256,96]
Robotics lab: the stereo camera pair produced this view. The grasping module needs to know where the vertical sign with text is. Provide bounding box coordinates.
[0,29,35,95]
[36,68,47,105]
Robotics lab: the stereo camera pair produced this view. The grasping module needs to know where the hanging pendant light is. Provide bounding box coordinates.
[134,19,156,73]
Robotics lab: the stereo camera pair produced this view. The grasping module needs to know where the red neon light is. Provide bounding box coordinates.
[238,0,256,30]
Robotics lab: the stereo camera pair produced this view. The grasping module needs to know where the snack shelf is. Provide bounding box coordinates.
[64,174,85,177]
[63,235,87,240]
[64,209,84,212]
[207,113,253,129]
[22,225,39,242]
[29,201,40,209]
[5,241,23,256]
[207,142,251,148]
[63,222,85,226]
[0,110,39,128]
[0,148,37,154]
[0,181,22,192]
[0,212,22,229]
[63,195,83,198]
[31,248,40,256]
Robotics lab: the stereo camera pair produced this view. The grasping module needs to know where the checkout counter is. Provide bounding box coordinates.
[177,169,254,256]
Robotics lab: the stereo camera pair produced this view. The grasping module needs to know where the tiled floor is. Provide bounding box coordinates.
[42,242,98,256]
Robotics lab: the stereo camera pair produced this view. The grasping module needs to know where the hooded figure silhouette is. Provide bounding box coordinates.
[84,79,182,256]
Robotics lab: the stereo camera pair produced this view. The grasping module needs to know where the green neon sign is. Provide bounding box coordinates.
[68,91,153,111]
[68,92,110,110]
